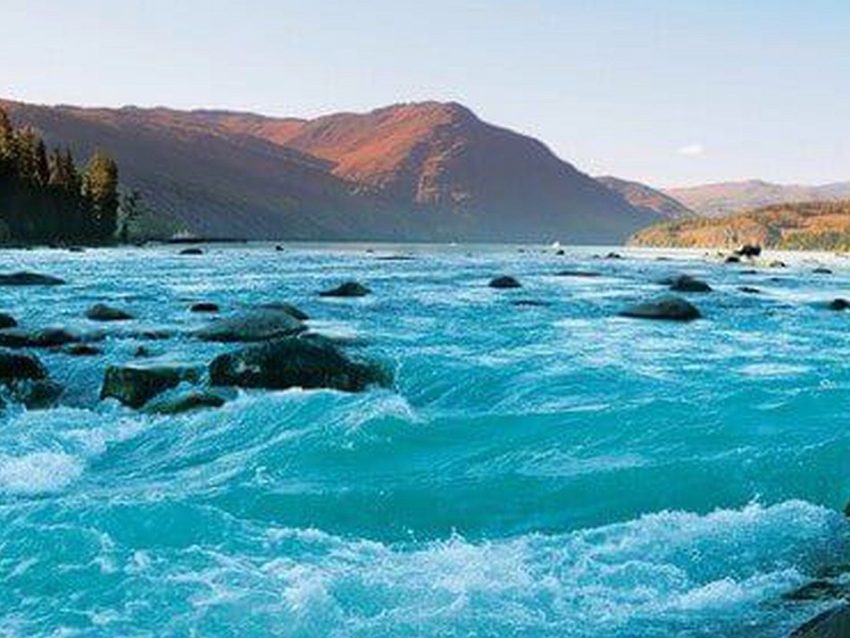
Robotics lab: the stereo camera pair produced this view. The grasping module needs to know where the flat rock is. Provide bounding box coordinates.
[144,390,227,415]
[619,296,702,322]
[0,327,84,348]
[196,308,305,342]
[86,303,134,321]
[101,362,203,408]
[488,276,522,289]
[0,272,65,286]
[179,247,204,255]
[319,281,371,297]
[209,336,389,392]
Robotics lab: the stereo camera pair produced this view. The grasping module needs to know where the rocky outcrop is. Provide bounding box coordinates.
[319,282,371,298]
[85,303,134,321]
[619,296,702,322]
[0,272,65,286]
[790,605,850,637]
[661,275,713,293]
[101,362,203,408]
[0,350,62,409]
[190,302,219,313]
[0,313,17,329]
[144,390,227,415]
[209,337,389,392]
[0,327,86,348]
[195,308,304,342]
[489,276,522,289]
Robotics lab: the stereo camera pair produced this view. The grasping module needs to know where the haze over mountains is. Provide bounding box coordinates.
[0,98,659,244]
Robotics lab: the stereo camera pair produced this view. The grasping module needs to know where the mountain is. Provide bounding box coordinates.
[595,176,696,220]
[664,179,850,218]
[629,200,850,251]
[0,98,656,243]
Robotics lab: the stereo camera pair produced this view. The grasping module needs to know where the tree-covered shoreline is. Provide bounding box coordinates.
[0,106,119,245]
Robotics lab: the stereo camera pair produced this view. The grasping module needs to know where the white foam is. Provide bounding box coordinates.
[0,451,83,494]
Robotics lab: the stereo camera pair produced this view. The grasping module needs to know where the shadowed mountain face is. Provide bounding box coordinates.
[0,99,656,243]
[596,176,696,220]
[665,179,850,218]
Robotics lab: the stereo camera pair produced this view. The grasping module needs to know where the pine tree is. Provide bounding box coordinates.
[82,149,119,241]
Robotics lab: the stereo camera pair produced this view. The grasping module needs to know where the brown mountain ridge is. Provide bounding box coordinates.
[0,98,657,243]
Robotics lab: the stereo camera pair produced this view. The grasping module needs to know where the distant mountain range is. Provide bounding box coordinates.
[664,179,850,218]
[596,176,696,220]
[0,99,659,244]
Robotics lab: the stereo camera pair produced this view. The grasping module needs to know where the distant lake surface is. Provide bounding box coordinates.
[1,243,848,637]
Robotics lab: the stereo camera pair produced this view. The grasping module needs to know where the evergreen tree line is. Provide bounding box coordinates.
[0,106,119,244]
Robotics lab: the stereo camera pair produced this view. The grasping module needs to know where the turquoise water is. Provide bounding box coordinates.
[1,244,849,637]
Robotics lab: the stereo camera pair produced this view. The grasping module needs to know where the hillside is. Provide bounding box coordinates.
[665,179,850,218]
[0,99,657,243]
[596,176,695,220]
[629,200,850,250]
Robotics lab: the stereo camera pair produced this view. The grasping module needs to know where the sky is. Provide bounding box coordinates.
[1,0,848,187]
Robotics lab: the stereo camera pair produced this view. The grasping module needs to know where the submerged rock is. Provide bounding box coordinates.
[0,313,16,329]
[196,308,304,342]
[319,281,371,297]
[605,252,623,260]
[144,390,227,415]
[662,274,713,293]
[63,343,102,356]
[619,296,702,322]
[488,276,522,289]
[790,605,850,637]
[190,302,219,313]
[814,267,833,275]
[738,286,761,294]
[258,302,309,321]
[0,327,84,348]
[556,270,601,278]
[209,336,389,392]
[101,362,203,408]
[179,247,204,255]
[511,299,552,307]
[783,580,850,602]
[828,299,850,311]
[86,303,134,321]
[0,271,65,286]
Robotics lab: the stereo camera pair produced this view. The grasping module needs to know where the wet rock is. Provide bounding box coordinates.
[814,267,833,275]
[619,296,702,322]
[0,271,65,286]
[783,580,850,602]
[101,362,203,408]
[196,308,305,342]
[790,605,850,637]
[134,346,152,358]
[488,276,522,289]
[735,244,762,258]
[12,379,63,409]
[0,313,16,329]
[725,255,741,264]
[511,299,552,307]
[210,336,389,392]
[131,329,174,341]
[556,270,601,278]
[190,302,220,313]
[739,286,761,294]
[275,245,284,252]
[0,327,84,348]
[828,299,850,311]
[770,260,787,268]
[319,281,371,297]
[0,350,46,381]
[144,390,227,415]
[179,247,204,255]
[605,252,623,260]
[86,303,134,321]
[662,274,713,293]
[63,343,102,356]
[555,249,566,256]
[376,255,415,261]
[258,302,309,321]
[67,246,85,253]
[0,350,62,409]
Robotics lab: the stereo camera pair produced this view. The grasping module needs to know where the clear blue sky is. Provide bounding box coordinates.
[2,0,848,187]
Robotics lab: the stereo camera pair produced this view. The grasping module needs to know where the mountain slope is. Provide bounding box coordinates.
[629,200,850,250]
[596,176,696,220]
[665,180,850,218]
[1,99,656,243]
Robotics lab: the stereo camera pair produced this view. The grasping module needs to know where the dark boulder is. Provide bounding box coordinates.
[196,308,304,342]
[739,286,761,294]
[605,252,623,260]
[319,281,371,297]
[663,274,713,293]
[814,267,834,275]
[0,350,46,380]
[190,302,220,313]
[511,299,552,307]
[725,255,741,264]
[783,580,850,602]
[134,346,152,358]
[86,303,133,321]
[619,296,702,322]
[790,605,850,637]
[828,299,850,311]
[735,244,762,258]
[0,313,16,329]
[210,336,389,392]
[101,362,203,408]
[179,247,204,255]
[0,327,84,348]
[0,350,61,409]
[258,302,309,321]
[0,272,65,286]
[488,276,522,289]
[63,343,102,356]
[770,260,787,268]
[144,390,227,415]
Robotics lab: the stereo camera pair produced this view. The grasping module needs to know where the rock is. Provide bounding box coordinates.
[144,390,227,415]
[11,379,63,409]
[190,302,220,313]
[828,299,850,311]
[0,313,16,329]
[134,346,152,358]
[619,296,702,322]
[790,605,850,637]
[488,276,522,289]
[376,255,415,261]
[63,343,102,356]
[67,246,85,253]
[196,308,305,342]
[101,362,203,408]
[556,270,601,278]
[131,329,174,341]
[319,281,371,297]
[85,303,134,321]
[179,247,204,255]
[0,327,83,348]
[735,244,762,258]
[511,300,551,307]
[663,274,713,293]
[783,580,850,602]
[210,336,389,392]
[555,249,566,256]
[770,260,787,268]
[275,245,284,252]
[724,255,741,264]
[605,252,623,260]
[814,267,833,275]
[739,286,761,294]
[0,350,46,380]
[0,271,65,286]
[258,302,309,321]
